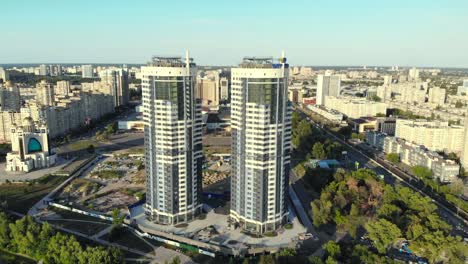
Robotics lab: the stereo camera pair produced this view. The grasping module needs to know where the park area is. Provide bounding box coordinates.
[0,174,67,214]
[55,149,146,215]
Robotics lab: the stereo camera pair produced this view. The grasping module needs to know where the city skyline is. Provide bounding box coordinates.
[1,0,468,67]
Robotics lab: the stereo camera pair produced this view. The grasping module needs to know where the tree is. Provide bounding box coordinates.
[87,144,95,153]
[312,142,327,159]
[370,95,382,102]
[385,153,400,164]
[365,219,402,254]
[0,212,10,248]
[105,122,118,134]
[276,248,296,257]
[308,256,324,264]
[455,100,464,108]
[322,241,341,258]
[411,165,432,180]
[111,208,124,227]
[447,152,458,161]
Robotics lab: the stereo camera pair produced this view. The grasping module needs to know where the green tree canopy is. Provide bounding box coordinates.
[365,219,402,254]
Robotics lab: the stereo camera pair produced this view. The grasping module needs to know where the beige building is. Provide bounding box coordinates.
[324,96,387,118]
[428,87,446,105]
[197,78,219,106]
[395,119,465,153]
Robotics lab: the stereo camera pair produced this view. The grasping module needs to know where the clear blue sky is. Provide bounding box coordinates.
[1,0,467,67]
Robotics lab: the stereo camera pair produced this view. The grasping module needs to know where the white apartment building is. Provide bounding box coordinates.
[324,96,387,118]
[230,56,291,234]
[220,77,229,101]
[82,65,93,78]
[376,81,428,104]
[316,74,341,105]
[383,137,459,183]
[141,55,203,225]
[99,68,130,107]
[306,104,343,123]
[408,67,420,81]
[395,119,465,153]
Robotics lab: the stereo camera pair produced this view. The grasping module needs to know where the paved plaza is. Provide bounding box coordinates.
[131,204,306,249]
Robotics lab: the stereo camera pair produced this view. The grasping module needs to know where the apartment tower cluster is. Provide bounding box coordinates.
[143,53,291,234]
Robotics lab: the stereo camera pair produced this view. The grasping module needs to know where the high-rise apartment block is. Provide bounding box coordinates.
[55,81,71,96]
[197,77,219,107]
[36,80,55,106]
[220,77,229,101]
[408,67,420,81]
[0,85,21,112]
[230,55,291,234]
[82,65,94,78]
[316,74,341,105]
[99,68,130,107]
[38,64,49,76]
[142,54,203,225]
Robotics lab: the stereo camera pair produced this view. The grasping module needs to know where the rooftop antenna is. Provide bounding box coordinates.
[185,50,190,68]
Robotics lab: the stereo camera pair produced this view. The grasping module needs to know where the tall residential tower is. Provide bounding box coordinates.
[316,74,341,105]
[142,54,203,225]
[230,55,292,234]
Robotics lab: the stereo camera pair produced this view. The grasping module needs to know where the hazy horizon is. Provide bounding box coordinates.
[1,0,467,67]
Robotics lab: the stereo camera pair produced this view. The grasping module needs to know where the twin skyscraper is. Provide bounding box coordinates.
[141,53,292,234]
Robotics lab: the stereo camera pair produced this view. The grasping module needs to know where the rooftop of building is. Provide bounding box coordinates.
[238,57,288,69]
[350,117,377,124]
[148,56,195,68]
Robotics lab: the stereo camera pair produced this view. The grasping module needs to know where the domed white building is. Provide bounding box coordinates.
[5,118,56,172]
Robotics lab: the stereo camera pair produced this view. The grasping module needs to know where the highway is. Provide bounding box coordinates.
[296,107,468,235]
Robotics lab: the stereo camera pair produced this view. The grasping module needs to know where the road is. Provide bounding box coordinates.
[296,107,468,232]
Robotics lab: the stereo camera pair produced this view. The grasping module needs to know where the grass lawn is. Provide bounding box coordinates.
[0,174,67,214]
[123,148,145,155]
[102,228,154,254]
[0,249,36,264]
[47,219,110,236]
[67,139,98,151]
